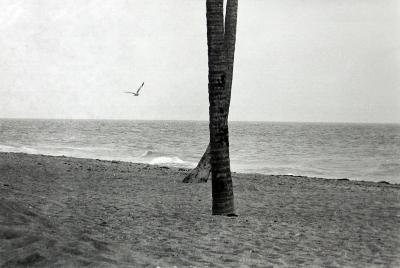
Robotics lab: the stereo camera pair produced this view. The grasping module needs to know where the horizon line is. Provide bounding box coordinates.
[0,117,399,125]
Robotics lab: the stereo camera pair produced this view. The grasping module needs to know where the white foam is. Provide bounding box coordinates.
[0,144,38,154]
[0,144,17,152]
[149,156,185,165]
[20,146,38,154]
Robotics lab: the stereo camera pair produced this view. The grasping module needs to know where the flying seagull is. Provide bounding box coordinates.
[124,82,144,96]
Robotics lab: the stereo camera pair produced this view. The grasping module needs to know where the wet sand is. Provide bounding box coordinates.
[0,152,399,267]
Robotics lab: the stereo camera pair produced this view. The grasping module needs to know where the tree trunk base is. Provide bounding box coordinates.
[182,144,211,183]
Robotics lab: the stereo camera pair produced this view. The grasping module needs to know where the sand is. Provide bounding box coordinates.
[0,152,399,267]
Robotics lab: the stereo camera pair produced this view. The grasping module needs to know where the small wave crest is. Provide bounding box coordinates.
[141,150,155,157]
[149,156,185,165]
[0,144,38,154]
[146,156,196,168]
[0,144,17,152]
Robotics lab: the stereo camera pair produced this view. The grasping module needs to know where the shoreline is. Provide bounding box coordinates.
[1,152,399,267]
[1,151,397,186]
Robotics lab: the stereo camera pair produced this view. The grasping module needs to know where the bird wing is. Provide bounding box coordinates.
[136,82,144,94]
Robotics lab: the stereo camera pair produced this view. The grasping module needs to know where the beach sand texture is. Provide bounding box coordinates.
[0,152,399,267]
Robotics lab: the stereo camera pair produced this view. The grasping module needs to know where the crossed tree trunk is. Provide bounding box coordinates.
[183,0,238,185]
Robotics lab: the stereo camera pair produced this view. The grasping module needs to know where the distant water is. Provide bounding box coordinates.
[0,119,399,183]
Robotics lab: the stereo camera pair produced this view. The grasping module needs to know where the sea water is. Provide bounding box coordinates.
[0,119,399,183]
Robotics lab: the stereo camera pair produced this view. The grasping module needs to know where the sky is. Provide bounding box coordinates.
[0,0,399,123]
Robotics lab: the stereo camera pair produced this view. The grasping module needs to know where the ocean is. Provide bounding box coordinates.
[0,119,399,183]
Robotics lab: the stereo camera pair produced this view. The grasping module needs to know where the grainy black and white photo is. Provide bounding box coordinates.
[0,0,399,267]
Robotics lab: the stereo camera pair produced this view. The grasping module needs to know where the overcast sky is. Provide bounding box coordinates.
[1,0,399,123]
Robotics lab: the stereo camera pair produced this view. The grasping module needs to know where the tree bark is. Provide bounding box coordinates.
[183,0,238,184]
[223,0,238,113]
[206,0,235,215]
[182,144,211,183]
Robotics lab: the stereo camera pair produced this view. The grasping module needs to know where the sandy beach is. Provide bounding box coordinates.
[0,152,399,267]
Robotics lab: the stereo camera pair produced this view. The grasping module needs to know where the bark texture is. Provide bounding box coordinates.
[182,145,211,183]
[223,0,238,112]
[207,0,235,215]
[183,0,238,184]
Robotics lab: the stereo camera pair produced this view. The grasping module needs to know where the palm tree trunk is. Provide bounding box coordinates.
[223,0,238,112]
[183,0,238,184]
[206,0,235,215]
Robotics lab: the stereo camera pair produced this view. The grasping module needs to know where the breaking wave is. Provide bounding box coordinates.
[149,156,185,165]
[0,144,38,154]
[138,150,196,167]
[141,150,155,157]
[147,156,196,168]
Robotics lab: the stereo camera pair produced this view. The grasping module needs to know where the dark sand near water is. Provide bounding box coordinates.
[0,152,399,267]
